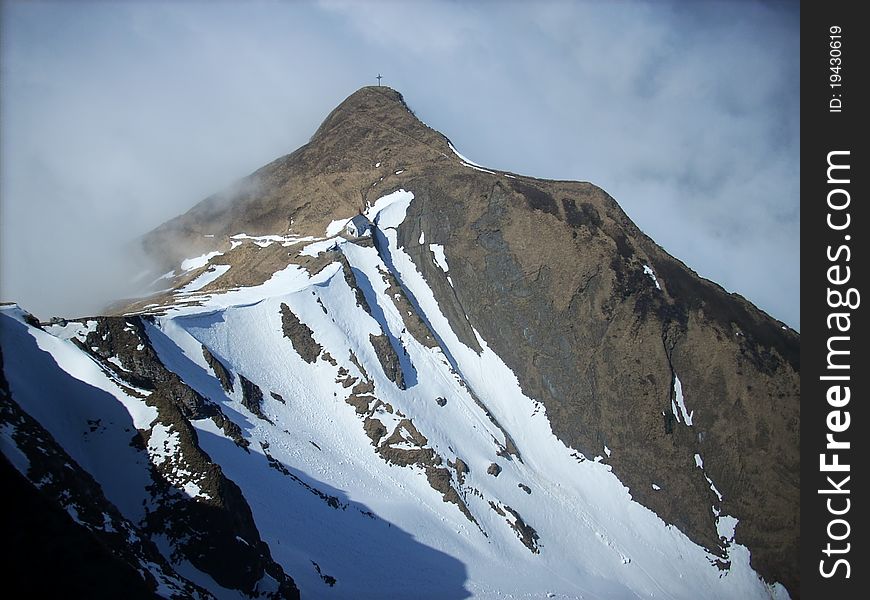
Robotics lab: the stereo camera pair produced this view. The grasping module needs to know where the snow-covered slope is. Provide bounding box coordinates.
[1,187,789,599]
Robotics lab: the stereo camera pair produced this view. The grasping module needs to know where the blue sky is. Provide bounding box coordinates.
[0,0,799,327]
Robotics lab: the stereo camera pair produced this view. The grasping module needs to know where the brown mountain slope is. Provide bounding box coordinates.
[141,87,454,271]
[136,86,800,595]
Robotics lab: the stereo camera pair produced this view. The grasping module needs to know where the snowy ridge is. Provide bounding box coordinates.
[448,141,499,175]
[0,186,791,598]
[0,305,295,598]
[0,307,159,522]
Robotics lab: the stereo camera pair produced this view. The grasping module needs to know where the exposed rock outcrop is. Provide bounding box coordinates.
[280,303,321,364]
[2,316,297,598]
[202,344,234,393]
[240,374,271,423]
[369,333,408,390]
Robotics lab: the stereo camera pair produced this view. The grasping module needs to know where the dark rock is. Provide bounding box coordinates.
[264,451,345,511]
[346,394,376,415]
[202,345,234,393]
[279,303,321,363]
[424,465,476,525]
[212,412,250,450]
[487,463,502,477]
[451,457,469,485]
[312,561,337,587]
[363,417,387,446]
[337,254,374,314]
[352,380,374,395]
[369,333,406,389]
[365,418,476,526]
[562,198,602,229]
[239,374,271,423]
[511,179,559,217]
[503,506,540,554]
[79,318,216,421]
[382,419,427,447]
[376,266,440,349]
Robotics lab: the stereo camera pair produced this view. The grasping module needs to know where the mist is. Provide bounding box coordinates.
[0,1,799,328]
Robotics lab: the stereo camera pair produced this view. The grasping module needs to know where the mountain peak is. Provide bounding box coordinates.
[140,86,455,270]
[312,85,412,136]
[308,85,450,162]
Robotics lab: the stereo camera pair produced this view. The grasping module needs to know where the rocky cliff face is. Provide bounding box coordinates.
[0,313,299,599]
[394,162,800,591]
[2,86,799,598]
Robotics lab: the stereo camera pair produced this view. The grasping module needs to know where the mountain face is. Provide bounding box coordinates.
[1,87,799,599]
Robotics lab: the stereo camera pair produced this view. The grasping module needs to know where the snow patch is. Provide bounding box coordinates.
[448,142,497,175]
[107,356,127,371]
[447,141,486,169]
[0,423,31,474]
[147,423,180,466]
[178,265,231,294]
[359,222,781,597]
[300,237,342,257]
[182,480,204,498]
[643,264,662,290]
[672,374,693,426]
[165,261,340,318]
[429,244,449,272]
[231,233,316,248]
[708,477,724,502]
[46,319,98,342]
[181,251,223,271]
[717,515,738,542]
[365,189,414,229]
[327,218,352,237]
[694,451,723,500]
